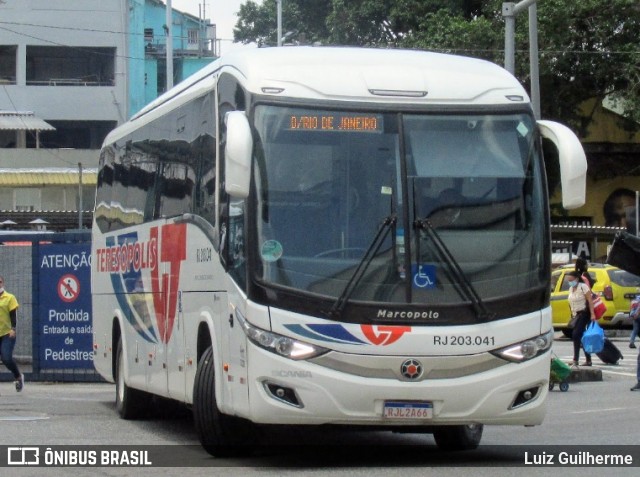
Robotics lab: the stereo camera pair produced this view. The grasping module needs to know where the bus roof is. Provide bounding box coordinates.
[113,47,529,145]
[221,46,528,104]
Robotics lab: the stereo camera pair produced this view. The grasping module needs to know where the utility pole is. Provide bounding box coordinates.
[166,0,174,90]
[636,191,640,237]
[78,162,83,229]
[502,0,540,119]
[277,0,282,47]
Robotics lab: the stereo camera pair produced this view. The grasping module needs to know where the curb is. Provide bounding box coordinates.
[569,367,603,382]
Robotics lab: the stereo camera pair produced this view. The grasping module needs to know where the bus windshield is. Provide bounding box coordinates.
[252,105,547,319]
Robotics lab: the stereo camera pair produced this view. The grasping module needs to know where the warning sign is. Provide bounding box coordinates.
[39,243,93,369]
[58,274,80,303]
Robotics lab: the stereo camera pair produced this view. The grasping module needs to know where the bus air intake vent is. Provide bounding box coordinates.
[368,89,428,98]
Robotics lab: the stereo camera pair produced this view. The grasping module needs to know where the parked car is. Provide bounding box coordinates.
[551,263,640,337]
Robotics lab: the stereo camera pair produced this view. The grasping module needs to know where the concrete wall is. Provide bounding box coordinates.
[0,149,99,169]
[0,0,128,124]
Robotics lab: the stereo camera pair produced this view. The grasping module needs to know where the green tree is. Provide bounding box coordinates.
[326,1,484,45]
[233,0,331,46]
[234,0,640,127]
[534,0,640,130]
[399,0,639,129]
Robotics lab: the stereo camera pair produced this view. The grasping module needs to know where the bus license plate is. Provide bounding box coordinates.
[383,401,433,419]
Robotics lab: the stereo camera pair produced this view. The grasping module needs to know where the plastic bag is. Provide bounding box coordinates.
[581,322,605,354]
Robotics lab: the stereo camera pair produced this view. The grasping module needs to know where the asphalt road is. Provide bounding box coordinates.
[0,333,638,476]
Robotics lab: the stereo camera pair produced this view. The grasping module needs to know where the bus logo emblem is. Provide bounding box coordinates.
[401,359,423,380]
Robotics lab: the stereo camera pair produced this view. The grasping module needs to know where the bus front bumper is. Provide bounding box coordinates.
[237,344,549,427]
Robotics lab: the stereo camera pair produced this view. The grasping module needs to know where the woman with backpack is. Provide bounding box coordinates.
[566,269,597,367]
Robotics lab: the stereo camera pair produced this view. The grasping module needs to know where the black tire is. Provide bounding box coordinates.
[559,381,569,392]
[192,346,258,457]
[115,338,150,419]
[548,382,555,391]
[433,424,483,451]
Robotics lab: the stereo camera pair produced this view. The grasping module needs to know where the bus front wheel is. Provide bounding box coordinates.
[433,424,483,451]
[193,346,258,457]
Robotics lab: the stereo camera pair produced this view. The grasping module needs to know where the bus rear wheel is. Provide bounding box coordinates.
[115,338,150,419]
[433,424,483,451]
[192,346,258,457]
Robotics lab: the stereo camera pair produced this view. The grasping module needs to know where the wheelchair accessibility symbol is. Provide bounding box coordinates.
[412,264,436,289]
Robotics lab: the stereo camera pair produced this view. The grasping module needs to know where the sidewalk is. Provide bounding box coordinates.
[1,359,103,383]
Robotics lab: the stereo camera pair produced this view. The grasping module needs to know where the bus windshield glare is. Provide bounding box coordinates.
[252,105,547,320]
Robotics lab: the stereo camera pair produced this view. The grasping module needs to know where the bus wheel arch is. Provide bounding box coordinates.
[192,345,258,457]
[111,317,121,382]
[196,321,213,365]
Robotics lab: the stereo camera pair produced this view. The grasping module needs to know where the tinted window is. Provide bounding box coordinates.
[609,269,640,287]
[94,92,216,233]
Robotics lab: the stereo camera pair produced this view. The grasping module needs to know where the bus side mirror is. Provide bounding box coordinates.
[225,111,252,199]
[537,120,587,210]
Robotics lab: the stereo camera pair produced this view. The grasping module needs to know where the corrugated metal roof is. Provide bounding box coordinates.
[0,112,55,131]
[0,169,97,186]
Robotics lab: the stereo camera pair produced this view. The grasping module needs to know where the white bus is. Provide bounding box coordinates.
[92,47,587,455]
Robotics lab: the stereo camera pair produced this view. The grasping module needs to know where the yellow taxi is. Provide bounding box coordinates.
[551,263,640,337]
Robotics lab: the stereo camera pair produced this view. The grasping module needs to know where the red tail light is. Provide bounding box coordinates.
[603,285,614,301]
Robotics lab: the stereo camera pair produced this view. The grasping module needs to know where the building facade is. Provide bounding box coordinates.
[550,100,640,261]
[0,0,216,231]
[129,0,215,117]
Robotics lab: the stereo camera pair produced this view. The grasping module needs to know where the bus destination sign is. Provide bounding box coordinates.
[288,113,382,133]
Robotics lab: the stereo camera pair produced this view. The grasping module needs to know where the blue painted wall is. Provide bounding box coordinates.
[128,0,216,118]
[129,0,147,117]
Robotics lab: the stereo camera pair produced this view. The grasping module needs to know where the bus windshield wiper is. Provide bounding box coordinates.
[327,215,397,319]
[414,218,494,322]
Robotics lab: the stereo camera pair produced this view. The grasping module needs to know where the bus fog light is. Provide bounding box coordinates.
[263,381,303,408]
[510,386,540,409]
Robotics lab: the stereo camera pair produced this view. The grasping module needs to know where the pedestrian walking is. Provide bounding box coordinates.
[631,347,640,391]
[0,275,24,392]
[565,269,597,367]
[629,295,640,349]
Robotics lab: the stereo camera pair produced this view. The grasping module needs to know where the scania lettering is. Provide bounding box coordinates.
[91,47,587,456]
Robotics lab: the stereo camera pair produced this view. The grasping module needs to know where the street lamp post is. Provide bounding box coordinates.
[78,162,83,229]
[277,0,283,47]
[502,0,541,119]
[166,0,174,90]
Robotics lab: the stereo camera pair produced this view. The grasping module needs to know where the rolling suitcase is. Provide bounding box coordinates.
[596,338,623,364]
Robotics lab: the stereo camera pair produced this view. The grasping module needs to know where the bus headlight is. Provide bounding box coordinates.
[492,329,554,362]
[234,309,328,360]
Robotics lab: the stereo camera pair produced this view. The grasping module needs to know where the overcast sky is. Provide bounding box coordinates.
[170,0,259,53]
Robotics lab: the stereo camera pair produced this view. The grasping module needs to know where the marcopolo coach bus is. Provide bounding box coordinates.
[91,46,587,455]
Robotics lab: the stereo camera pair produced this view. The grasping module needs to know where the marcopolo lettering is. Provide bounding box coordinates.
[376,309,439,319]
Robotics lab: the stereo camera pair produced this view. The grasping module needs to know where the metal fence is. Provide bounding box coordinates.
[0,231,103,383]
